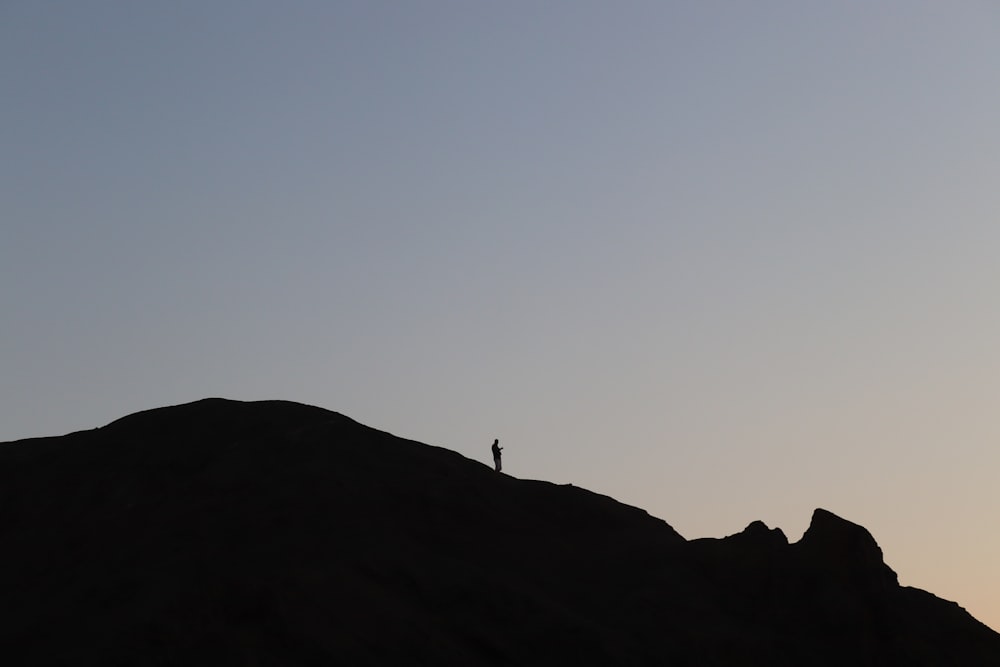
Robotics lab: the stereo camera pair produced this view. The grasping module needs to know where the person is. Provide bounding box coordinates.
[491,438,502,472]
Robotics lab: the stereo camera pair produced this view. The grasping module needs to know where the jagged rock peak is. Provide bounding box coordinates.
[741,519,788,545]
[798,508,898,586]
[800,508,879,551]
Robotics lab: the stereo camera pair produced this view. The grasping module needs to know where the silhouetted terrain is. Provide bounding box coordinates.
[1,398,997,665]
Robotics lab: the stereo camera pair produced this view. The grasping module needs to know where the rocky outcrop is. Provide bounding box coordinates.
[798,507,899,588]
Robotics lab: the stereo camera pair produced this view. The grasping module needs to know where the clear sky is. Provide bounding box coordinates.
[4,0,1000,630]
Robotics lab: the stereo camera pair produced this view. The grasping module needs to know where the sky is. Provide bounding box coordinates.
[4,0,1000,630]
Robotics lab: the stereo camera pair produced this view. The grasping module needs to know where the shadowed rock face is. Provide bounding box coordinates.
[1,398,997,666]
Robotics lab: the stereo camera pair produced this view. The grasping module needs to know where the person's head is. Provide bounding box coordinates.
[493,438,498,445]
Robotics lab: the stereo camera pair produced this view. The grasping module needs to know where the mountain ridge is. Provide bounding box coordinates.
[1,398,997,665]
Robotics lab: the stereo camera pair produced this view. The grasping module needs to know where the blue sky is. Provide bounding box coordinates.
[4,1,1000,629]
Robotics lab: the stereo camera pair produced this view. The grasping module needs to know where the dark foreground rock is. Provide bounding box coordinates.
[0,398,997,665]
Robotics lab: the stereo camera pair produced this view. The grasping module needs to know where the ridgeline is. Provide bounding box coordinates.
[1,398,997,665]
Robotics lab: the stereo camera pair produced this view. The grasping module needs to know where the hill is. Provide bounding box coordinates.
[1,398,997,665]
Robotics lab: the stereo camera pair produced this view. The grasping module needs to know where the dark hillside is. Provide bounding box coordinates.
[1,399,997,665]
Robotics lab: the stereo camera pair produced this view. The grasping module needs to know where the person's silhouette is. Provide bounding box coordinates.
[491,438,502,472]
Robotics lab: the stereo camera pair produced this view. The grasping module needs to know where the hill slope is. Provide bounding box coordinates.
[1,398,997,665]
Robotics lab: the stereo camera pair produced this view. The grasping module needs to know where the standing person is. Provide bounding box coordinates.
[491,438,502,472]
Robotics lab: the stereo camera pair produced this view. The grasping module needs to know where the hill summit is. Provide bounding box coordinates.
[1,398,997,665]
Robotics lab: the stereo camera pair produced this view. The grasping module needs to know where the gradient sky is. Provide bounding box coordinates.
[4,1,1000,630]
